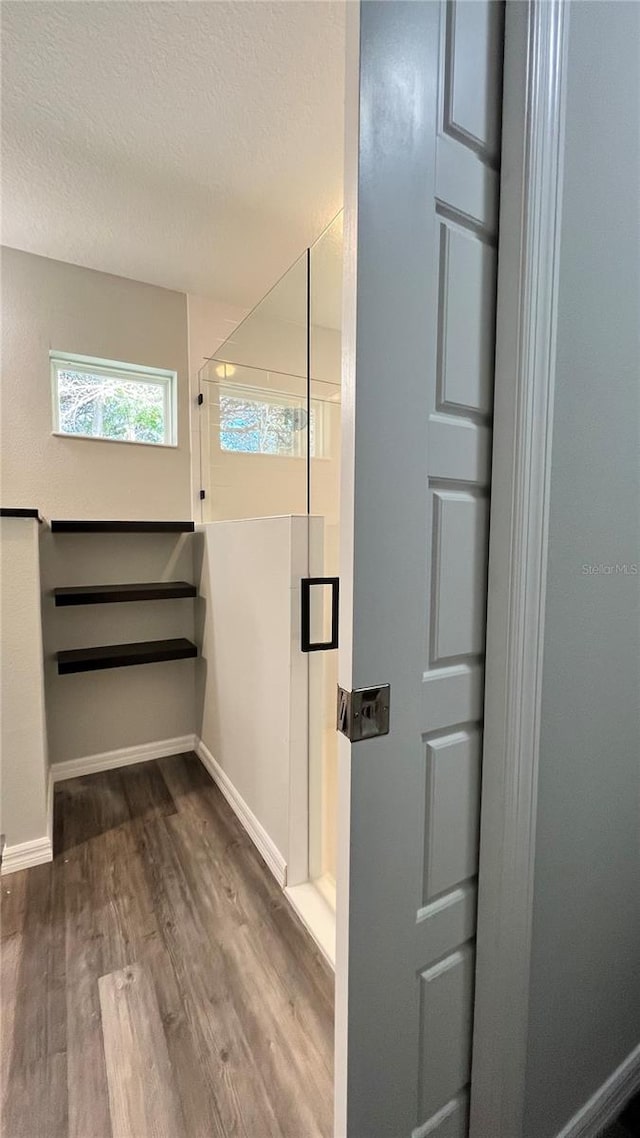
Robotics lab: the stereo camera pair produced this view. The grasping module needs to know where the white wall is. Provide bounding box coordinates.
[523,4,640,1134]
[195,517,313,883]
[0,518,49,857]
[1,246,191,521]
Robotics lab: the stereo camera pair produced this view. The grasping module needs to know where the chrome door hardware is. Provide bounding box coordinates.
[336,685,390,742]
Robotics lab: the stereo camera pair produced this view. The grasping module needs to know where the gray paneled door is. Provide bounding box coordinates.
[337,2,503,1136]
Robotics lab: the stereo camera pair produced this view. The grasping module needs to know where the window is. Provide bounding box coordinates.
[219,384,327,458]
[51,352,177,446]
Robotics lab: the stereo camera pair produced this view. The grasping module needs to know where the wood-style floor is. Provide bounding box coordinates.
[1,753,334,1138]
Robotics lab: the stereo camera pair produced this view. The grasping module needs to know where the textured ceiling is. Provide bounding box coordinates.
[1,1,345,307]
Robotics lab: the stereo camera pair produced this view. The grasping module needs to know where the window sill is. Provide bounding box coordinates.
[52,432,178,450]
[218,449,333,462]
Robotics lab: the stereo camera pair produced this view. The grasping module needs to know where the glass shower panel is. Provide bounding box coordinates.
[308,213,343,896]
[198,364,309,522]
[210,250,308,379]
[198,249,309,523]
[197,215,343,919]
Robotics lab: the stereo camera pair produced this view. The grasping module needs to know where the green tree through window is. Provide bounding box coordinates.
[219,390,317,457]
[51,354,175,446]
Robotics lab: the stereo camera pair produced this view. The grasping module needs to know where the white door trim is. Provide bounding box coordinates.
[334,0,360,1131]
[469,3,570,1137]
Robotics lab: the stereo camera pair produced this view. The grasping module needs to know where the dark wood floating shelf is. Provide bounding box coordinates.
[54,581,197,606]
[50,520,195,533]
[57,638,198,675]
[0,508,42,521]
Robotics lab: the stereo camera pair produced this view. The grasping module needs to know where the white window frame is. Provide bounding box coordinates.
[50,351,178,448]
[217,381,330,459]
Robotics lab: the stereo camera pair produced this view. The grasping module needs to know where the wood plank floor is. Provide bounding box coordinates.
[1,753,334,1138]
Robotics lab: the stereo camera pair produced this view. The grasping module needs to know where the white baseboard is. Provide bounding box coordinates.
[195,738,287,888]
[51,735,197,782]
[1,835,53,876]
[556,1042,640,1138]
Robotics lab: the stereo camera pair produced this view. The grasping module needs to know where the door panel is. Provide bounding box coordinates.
[431,490,489,662]
[338,2,503,1135]
[419,947,475,1120]
[418,0,501,1126]
[437,222,497,415]
[444,0,503,160]
[424,730,481,901]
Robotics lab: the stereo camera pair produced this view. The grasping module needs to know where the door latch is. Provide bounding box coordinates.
[336,685,390,742]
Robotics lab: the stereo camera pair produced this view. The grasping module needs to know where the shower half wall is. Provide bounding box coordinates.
[196,214,342,957]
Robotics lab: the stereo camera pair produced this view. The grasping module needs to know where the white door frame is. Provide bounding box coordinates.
[469,2,569,1137]
[334,1,360,1131]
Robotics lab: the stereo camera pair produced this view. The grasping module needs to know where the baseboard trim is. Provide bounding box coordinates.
[51,735,197,782]
[1,835,53,876]
[195,738,287,888]
[555,1043,640,1138]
